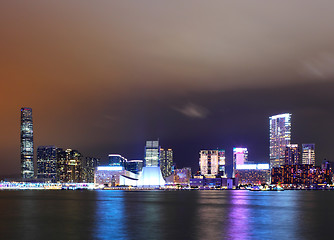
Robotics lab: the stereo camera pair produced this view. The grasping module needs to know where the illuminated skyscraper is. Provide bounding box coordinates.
[20,107,34,179]
[269,113,292,168]
[285,144,300,165]
[144,140,160,167]
[233,147,248,177]
[160,148,173,178]
[199,150,226,177]
[37,146,57,180]
[302,144,315,165]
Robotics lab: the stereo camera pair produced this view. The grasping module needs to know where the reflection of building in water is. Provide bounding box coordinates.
[235,164,270,185]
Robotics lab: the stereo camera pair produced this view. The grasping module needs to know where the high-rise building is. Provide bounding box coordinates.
[285,144,300,165]
[269,113,292,168]
[37,146,57,180]
[233,147,248,177]
[199,150,226,177]
[144,140,160,167]
[82,157,100,183]
[302,144,315,165]
[108,154,127,169]
[20,107,34,179]
[57,148,82,183]
[160,148,173,178]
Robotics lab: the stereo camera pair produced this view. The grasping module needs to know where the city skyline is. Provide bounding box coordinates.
[2,2,334,176]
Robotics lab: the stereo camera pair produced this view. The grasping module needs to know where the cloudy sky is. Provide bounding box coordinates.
[1,1,334,176]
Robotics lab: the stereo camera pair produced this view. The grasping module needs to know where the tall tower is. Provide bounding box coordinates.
[269,113,292,168]
[302,144,315,165]
[144,140,160,167]
[20,107,34,179]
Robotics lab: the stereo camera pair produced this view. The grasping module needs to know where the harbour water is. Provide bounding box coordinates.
[0,190,333,240]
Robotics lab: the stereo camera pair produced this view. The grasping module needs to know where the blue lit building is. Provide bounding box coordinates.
[126,160,143,174]
[108,154,127,169]
[144,140,160,167]
[20,107,34,179]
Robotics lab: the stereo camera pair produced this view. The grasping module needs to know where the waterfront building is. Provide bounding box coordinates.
[94,166,139,187]
[20,107,34,179]
[189,175,237,189]
[108,154,127,169]
[199,150,226,177]
[302,144,315,165]
[269,113,292,168]
[144,140,160,167]
[160,148,173,178]
[37,146,57,180]
[82,157,100,183]
[271,164,332,186]
[234,164,270,185]
[174,167,192,185]
[233,147,248,177]
[285,144,300,165]
[57,149,82,183]
[126,160,143,174]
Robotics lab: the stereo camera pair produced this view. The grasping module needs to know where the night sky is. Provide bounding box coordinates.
[1,1,334,176]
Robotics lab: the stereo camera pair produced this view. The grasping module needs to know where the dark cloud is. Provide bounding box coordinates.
[1,1,334,175]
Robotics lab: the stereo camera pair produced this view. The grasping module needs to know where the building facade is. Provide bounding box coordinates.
[20,107,34,179]
[144,140,160,167]
[160,148,173,178]
[271,164,332,186]
[285,144,300,165]
[126,160,143,174]
[233,147,248,177]
[37,146,57,180]
[108,154,127,168]
[302,144,315,165]
[235,164,270,185]
[269,113,292,168]
[199,150,226,177]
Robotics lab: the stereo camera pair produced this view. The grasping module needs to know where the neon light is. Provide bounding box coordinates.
[97,166,123,171]
[236,164,269,170]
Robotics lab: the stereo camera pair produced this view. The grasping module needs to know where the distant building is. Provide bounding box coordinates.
[233,147,248,177]
[190,176,237,189]
[57,149,82,183]
[174,167,192,185]
[82,157,100,183]
[109,154,127,169]
[126,160,143,174]
[269,113,292,168]
[302,144,315,165]
[94,166,138,187]
[271,164,332,186]
[144,140,160,167]
[234,164,270,185]
[199,150,226,177]
[285,144,300,165]
[37,146,57,180]
[20,107,34,179]
[160,148,173,178]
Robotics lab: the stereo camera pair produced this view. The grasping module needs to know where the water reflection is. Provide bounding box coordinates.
[94,190,127,240]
